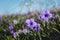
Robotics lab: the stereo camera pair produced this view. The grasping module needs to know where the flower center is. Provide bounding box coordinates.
[45,14,49,17]
[30,22,33,25]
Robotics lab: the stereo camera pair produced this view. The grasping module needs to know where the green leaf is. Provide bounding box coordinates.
[52,28,60,33]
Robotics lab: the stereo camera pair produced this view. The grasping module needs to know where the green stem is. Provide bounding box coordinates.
[38,32,42,40]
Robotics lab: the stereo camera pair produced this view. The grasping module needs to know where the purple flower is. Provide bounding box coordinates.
[22,29,28,34]
[25,18,37,29]
[13,32,17,38]
[8,25,14,31]
[34,23,41,32]
[13,19,18,24]
[0,16,3,20]
[10,30,14,34]
[40,10,52,22]
[8,26,17,38]
[24,14,30,18]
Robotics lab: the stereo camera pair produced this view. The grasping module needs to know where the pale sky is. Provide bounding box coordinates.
[0,0,60,15]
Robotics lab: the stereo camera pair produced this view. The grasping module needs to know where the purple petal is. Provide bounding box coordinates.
[13,32,17,38]
[13,19,18,24]
[8,26,14,31]
[22,29,28,34]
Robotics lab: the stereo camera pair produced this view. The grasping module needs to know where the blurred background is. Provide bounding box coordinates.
[0,0,60,15]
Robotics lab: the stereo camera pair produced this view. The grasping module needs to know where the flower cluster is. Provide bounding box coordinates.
[39,10,52,22]
[25,18,41,32]
[8,25,17,38]
[8,25,29,38]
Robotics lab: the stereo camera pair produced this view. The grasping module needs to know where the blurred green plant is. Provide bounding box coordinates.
[0,10,60,40]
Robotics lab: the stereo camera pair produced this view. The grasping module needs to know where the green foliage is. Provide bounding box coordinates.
[0,11,60,40]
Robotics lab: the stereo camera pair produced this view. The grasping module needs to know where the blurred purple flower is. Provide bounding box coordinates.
[13,32,17,38]
[24,14,30,18]
[8,26,17,38]
[25,18,37,29]
[34,23,41,32]
[8,25,14,31]
[22,29,28,34]
[0,16,3,20]
[13,19,18,24]
[40,10,52,22]
[10,30,14,34]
